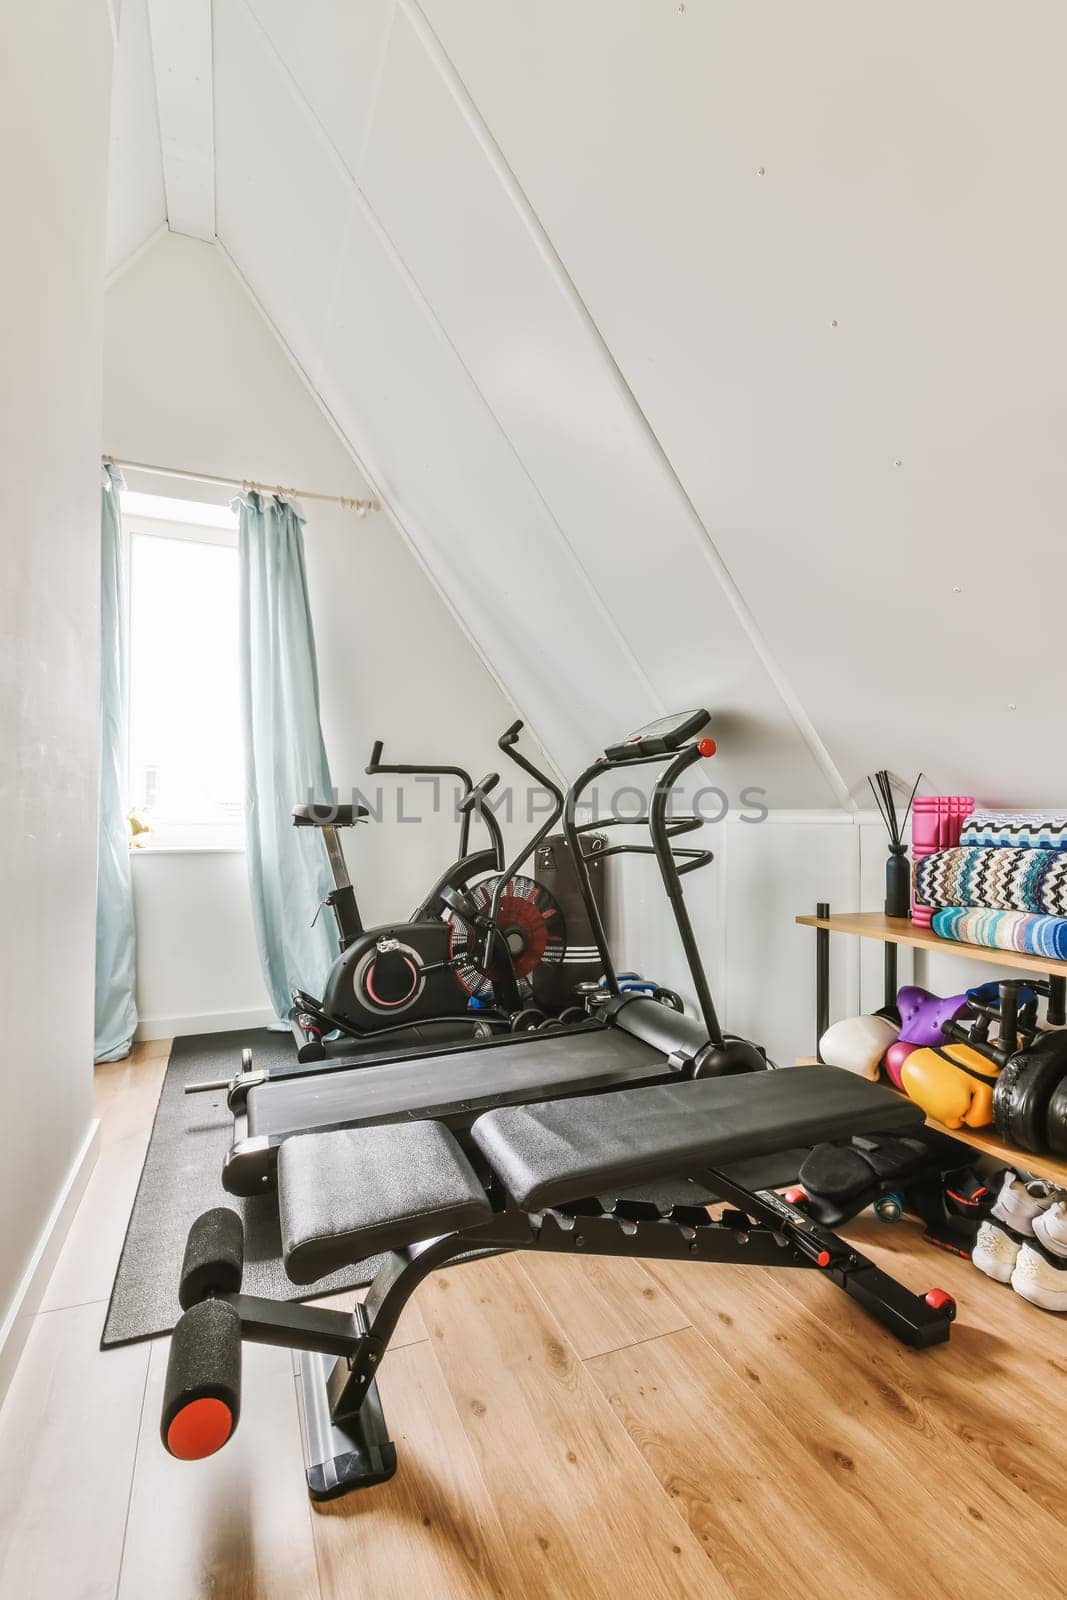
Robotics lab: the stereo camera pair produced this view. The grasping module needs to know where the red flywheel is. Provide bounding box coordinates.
[445,874,566,999]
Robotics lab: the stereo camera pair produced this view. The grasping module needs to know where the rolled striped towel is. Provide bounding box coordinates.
[915,846,1067,917]
[932,908,1067,961]
[960,810,1067,850]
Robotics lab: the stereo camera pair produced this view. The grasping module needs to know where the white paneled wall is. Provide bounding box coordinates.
[113,0,1067,804]
[413,0,1067,803]
[105,0,165,274]
[247,0,395,177]
[610,814,921,1068]
[103,1,1067,797]
[203,0,845,797]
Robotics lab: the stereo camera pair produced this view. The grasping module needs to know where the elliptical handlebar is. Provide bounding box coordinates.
[365,740,475,792]
[484,722,566,934]
[455,771,500,814]
[496,720,565,819]
[365,738,479,862]
[455,772,504,869]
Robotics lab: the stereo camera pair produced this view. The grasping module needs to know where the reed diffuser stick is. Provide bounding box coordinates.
[868,770,922,919]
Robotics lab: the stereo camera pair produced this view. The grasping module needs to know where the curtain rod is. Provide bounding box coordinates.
[102,454,380,516]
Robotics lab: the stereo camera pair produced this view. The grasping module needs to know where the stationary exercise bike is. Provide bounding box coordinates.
[287,722,569,1061]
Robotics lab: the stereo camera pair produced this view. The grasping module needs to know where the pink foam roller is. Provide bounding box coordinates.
[910,795,974,928]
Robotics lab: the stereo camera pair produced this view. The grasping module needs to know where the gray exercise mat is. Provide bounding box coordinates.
[101,1029,383,1348]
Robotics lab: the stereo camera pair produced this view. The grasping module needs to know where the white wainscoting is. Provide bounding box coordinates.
[609,809,917,1067]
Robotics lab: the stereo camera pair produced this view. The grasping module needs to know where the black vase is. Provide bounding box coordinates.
[885,844,911,919]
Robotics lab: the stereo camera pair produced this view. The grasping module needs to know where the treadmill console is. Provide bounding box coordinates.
[604,710,710,762]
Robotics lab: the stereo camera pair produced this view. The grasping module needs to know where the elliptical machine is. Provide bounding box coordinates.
[287,722,570,1061]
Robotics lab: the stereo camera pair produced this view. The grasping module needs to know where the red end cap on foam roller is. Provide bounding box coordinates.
[924,1289,956,1316]
[698,738,717,758]
[166,1397,235,1461]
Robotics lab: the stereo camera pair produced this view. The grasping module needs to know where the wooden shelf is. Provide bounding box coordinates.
[794,1057,1067,1186]
[916,1112,1067,1187]
[795,910,1067,982]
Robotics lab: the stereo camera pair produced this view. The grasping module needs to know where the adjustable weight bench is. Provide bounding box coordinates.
[161,1065,956,1500]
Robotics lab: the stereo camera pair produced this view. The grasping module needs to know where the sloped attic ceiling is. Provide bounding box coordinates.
[107,2,1067,805]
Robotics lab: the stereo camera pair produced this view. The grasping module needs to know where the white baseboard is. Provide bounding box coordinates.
[0,1119,101,1402]
[135,1005,277,1040]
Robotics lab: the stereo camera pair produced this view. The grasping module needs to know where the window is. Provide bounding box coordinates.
[123,494,244,849]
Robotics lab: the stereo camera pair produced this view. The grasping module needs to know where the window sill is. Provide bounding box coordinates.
[131,841,246,856]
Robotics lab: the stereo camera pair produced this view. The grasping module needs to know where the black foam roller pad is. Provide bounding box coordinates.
[161,1299,242,1454]
[178,1207,245,1310]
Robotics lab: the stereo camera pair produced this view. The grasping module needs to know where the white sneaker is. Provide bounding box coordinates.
[990,1172,1055,1232]
[1033,1198,1067,1260]
[971,1173,1056,1283]
[1011,1243,1067,1311]
[972,1221,1022,1282]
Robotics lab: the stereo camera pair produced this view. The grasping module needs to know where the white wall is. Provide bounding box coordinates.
[609,808,1042,1068]
[103,15,1065,1053]
[131,851,271,1036]
[0,2,113,1345]
[101,0,1067,808]
[104,230,541,1034]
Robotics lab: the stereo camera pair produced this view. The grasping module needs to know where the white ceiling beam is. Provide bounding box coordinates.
[146,0,215,239]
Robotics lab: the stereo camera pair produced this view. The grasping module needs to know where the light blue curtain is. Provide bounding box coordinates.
[237,493,337,1020]
[94,466,138,1060]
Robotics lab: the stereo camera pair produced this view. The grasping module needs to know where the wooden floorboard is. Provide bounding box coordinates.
[3,1043,1067,1600]
[310,1340,515,1600]
[517,1250,691,1360]
[649,1254,1067,1597]
[776,1215,1067,1524]
[420,1254,732,1599]
[586,1326,913,1600]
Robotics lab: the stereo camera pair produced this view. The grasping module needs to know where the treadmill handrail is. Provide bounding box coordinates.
[562,742,715,999]
[649,743,725,1045]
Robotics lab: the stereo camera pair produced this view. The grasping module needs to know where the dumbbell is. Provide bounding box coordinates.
[161,1209,245,1461]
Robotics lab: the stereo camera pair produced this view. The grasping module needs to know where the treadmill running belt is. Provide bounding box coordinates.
[246,1028,666,1141]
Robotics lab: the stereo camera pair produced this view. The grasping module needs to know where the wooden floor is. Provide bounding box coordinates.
[2,1044,1066,1600]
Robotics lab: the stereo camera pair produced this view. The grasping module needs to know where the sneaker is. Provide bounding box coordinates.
[971,1173,1055,1283]
[991,1171,1055,1232]
[972,1221,1022,1282]
[1011,1242,1067,1311]
[1033,1198,1067,1260]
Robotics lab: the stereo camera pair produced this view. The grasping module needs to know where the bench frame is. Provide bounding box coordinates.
[176,1173,955,1500]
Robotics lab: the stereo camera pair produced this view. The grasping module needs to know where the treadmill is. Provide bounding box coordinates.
[217,710,768,1196]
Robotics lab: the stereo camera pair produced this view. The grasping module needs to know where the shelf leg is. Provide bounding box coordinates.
[816,901,830,1060]
[1049,975,1066,1028]
[884,942,898,1012]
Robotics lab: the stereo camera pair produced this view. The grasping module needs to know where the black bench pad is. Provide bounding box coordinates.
[278,1121,490,1284]
[470,1066,923,1211]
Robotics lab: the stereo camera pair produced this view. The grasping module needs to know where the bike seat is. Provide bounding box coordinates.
[292,804,369,828]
